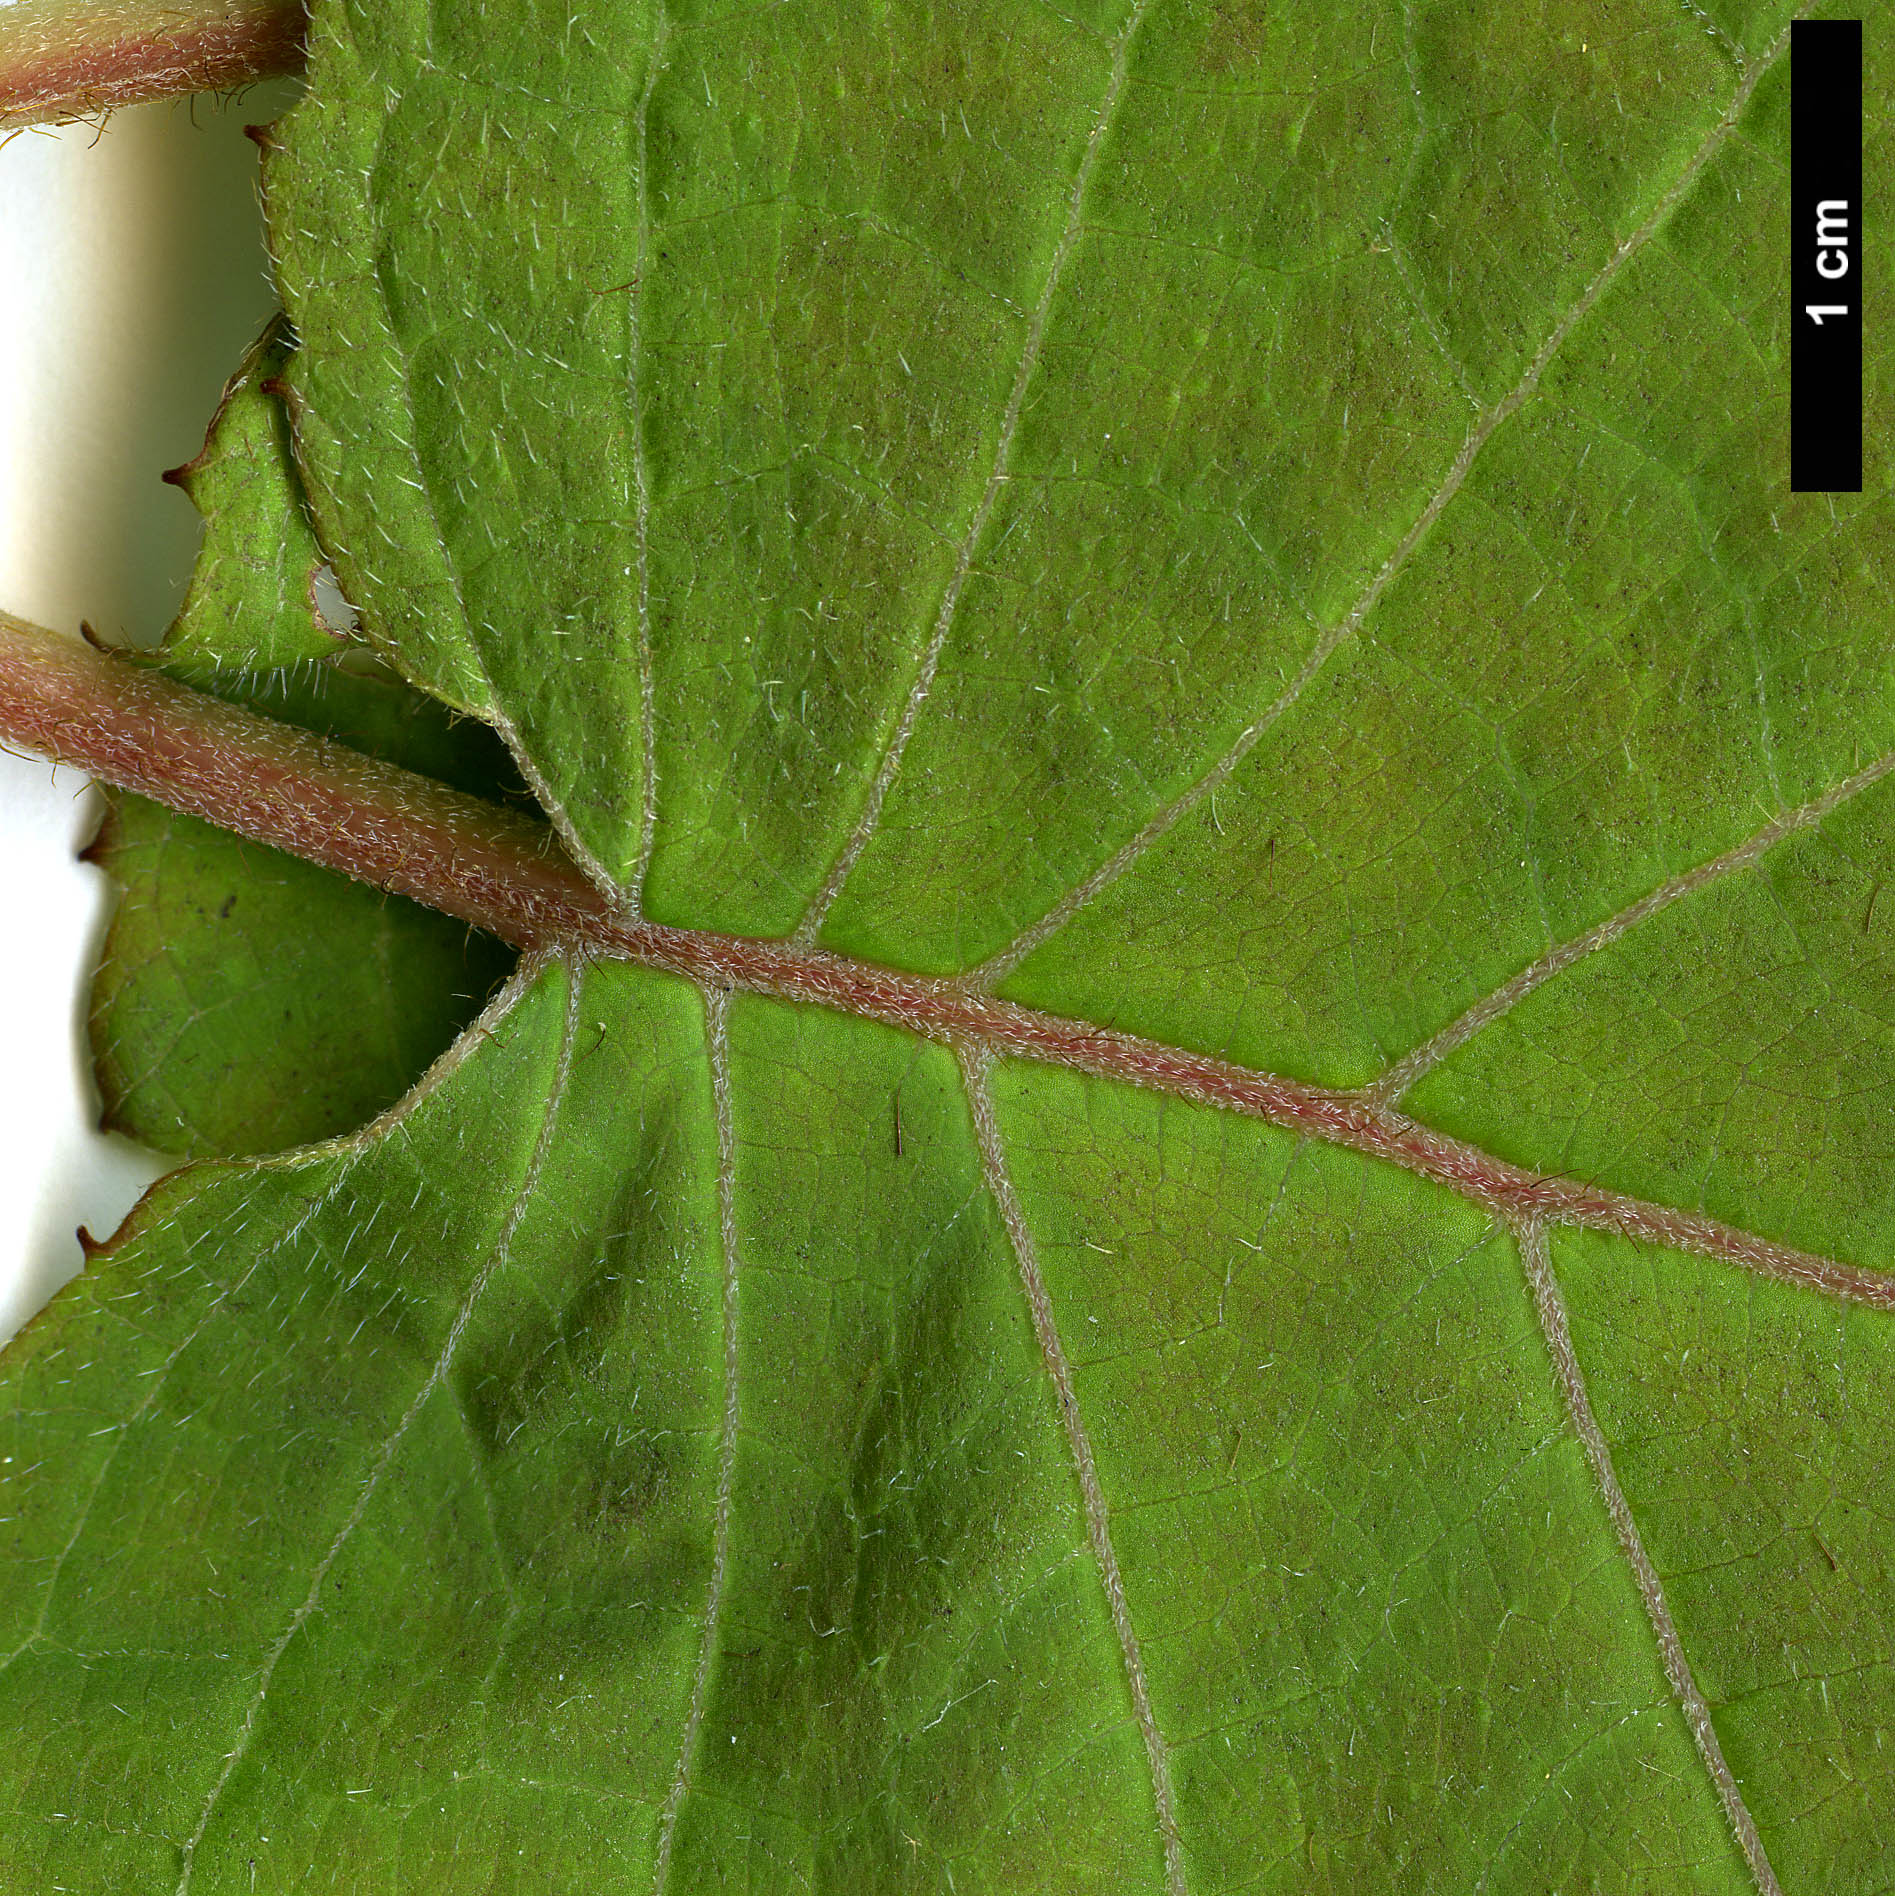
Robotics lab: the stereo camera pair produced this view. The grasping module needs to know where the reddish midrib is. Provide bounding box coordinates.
[0,3,307,125]
[2,614,1889,1310]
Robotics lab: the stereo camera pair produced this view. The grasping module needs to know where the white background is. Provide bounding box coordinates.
[0,81,299,1340]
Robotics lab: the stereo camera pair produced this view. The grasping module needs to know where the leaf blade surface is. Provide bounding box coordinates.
[4,0,1894,1888]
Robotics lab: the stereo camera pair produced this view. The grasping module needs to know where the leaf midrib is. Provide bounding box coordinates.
[222,11,1809,1297]
[0,610,1885,1317]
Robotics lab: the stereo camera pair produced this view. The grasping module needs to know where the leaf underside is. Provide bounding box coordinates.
[5,1,1895,1891]
[92,327,521,1157]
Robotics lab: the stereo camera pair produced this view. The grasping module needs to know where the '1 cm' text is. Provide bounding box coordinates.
[1807,198,1851,325]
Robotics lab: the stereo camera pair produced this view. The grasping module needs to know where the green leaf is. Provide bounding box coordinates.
[5,1,1894,1891]
[90,327,519,1157]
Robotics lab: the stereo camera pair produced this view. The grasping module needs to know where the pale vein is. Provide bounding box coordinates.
[791,0,1153,947]
[1368,740,1895,1105]
[960,1048,1187,1896]
[1514,1218,1782,1896]
[625,8,672,911]
[172,959,584,1894]
[650,984,743,1894]
[0,1164,358,1680]
[973,17,1796,988]
[369,248,621,900]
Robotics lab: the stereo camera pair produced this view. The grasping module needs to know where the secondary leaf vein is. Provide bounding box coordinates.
[1513,1218,1783,1896]
[624,6,672,911]
[171,953,583,1894]
[791,0,1154,947]
[1366,741,1895,1105]
[973,14,1798,989]
[650,982,743,1894]
[961,1046,1187,1896]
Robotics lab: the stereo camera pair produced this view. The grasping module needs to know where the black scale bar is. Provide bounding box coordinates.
[1791,19,1863,494]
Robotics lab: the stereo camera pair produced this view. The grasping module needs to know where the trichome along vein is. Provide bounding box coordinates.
[1,611,1887,1312]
